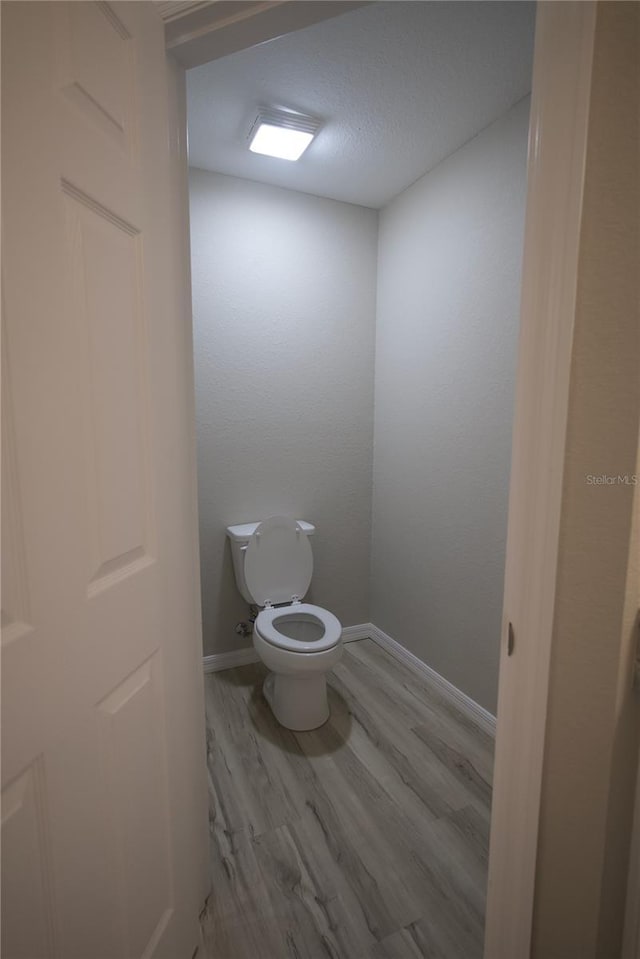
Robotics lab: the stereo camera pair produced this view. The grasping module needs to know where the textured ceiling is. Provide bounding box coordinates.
[186,1,535,209]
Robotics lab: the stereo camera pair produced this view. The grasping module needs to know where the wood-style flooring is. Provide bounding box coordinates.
[200,638,493,959]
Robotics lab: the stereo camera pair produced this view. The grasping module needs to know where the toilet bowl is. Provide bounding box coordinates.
[226,516,343,731]
[254,603,342,730]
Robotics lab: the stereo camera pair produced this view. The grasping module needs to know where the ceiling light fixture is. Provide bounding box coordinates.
[248,108,321,161]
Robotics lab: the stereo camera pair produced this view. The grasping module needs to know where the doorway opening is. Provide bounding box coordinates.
[184,4,535,955]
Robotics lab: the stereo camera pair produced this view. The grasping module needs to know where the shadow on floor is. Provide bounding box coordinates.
[214,660,354,756]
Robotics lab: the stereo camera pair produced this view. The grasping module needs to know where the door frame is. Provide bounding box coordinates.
[483,3,597,955]
[162,2,598,955]
[624,723,640,957]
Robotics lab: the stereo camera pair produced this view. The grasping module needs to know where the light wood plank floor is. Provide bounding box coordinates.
[200,639,493,959]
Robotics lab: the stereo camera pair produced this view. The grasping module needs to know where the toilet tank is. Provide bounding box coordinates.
[225,519,316,604]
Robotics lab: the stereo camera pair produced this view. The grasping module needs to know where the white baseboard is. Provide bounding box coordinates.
[341,623,374,642]
[367,624,496,738]
[202,622,372,673]
[202,621,496,738]
[202,647,259,673]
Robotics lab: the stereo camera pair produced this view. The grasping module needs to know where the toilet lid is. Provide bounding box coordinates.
[244,516,313,607]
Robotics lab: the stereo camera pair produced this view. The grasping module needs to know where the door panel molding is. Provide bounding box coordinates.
[1,757,58,959]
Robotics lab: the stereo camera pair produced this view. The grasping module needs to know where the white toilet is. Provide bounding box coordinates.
[226,515,343,731]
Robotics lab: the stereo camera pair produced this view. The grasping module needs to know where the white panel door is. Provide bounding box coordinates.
[1,4,207,958]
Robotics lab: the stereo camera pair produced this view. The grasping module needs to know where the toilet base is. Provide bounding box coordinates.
[263,671,329,731]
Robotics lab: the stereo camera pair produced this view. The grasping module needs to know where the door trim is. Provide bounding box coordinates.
[167,1,601,952]
[624,708,640,958]
[484,3,597,956]
[164,0,367,69]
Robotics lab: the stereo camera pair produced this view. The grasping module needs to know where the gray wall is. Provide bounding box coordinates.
[190,169,377,656]
[190,101,529,704]
[371,98,530,713]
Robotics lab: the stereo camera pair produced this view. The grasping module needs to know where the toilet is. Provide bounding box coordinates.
[226,515,343,730]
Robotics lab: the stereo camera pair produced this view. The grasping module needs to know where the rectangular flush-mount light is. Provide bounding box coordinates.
[248,108,321,161]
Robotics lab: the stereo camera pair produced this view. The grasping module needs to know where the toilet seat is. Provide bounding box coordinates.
[255,603,342,654]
